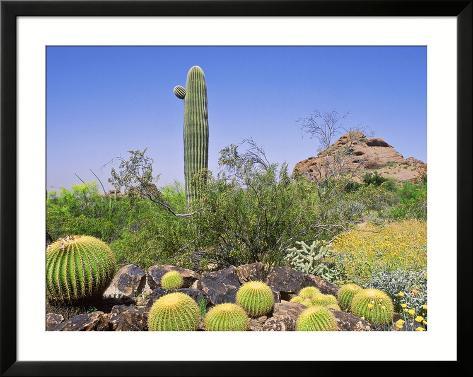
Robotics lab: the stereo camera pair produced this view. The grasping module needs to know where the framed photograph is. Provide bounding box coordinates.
[1,0,471,375]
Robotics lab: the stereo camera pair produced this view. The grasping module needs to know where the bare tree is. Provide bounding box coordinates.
[298,111,348,152]
[108,149,193,217]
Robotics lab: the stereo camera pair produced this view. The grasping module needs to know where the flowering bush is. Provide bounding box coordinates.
[330,220,427,285]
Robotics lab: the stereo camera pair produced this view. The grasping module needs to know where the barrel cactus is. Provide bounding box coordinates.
[311,293,338,307]
[236,281,274,317]
[148,292,200,331]
[337,283,363,310]
[296,306,338,331]
[204,303,249,331]
[160,270,184,290]
[46,235,116,303]
[298,286,321,299]
[350,289,394,325]
[174,66,209,204]
[290,296,303,304]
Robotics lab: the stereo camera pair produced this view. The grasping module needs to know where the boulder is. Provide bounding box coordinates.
[45,313,64,331]
[235,262,269,283]
[143,288,168,309]
[266,267,307,299]
[197,266,241,305]
[57,311,107,331]
[147,265,200,290]
[249,316,267,331]
[262,315,296,331]
[332,310,371,331]
[304,274,339,296]
[108,305,148,331]
[103,264,147,303]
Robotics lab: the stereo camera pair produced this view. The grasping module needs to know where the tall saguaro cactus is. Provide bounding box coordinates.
[173,66,209,204]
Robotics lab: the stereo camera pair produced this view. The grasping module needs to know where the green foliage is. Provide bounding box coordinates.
[175,66,209,203]
[296,306,337,331]
[160,271,184,290]
[363,171,387,186]
[389,181,427,220]
[369,269,427,313]
[147,292,200,331]
[236,281,275,317]
[204,303,249,331]
[350,289,394,325]
[337,283,362,310]
[285,240,342,283]
[298,286,321,299]
[46,235,117,303]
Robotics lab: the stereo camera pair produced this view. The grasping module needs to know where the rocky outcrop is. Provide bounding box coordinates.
[48,263,377,332]
[103,264,147,303]
[293,132,426,183]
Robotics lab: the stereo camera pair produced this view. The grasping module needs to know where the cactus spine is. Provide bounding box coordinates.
[204,303,249,331]
[174,66,209,204]
[298,286,321,299]
[296,306,338,331]
[350,289,394,325]
[236,281,275,317]
[160,270,184,290]
[46,235,116,303]
[148,292,200,331]
[337,283,363,310]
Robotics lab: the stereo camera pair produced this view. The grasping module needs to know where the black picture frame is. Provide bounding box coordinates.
[1,1,471,375]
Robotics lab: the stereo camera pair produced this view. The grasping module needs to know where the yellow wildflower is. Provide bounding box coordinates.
[422,320,427,326]
[422,304,427,311]
[401,303,407,308]
[397,291,405,297]
[408,309,415,316]
[415,326,426,331]
[395,319,405,329]
[415,316,424,323]
[367,303,374,309]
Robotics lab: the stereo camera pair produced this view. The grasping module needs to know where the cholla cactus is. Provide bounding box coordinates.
[204,303,249,331]
[296,306,337,331]
[236,281,274,317]
[174,66,209,204]
[350,289,394,325]
[337,283,363,310]
[46,235,116,303]
[160,270,184,290]
[148,292,200,331]
[285,240,338,281]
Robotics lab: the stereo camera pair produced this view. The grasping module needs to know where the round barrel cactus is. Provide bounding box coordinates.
[148,292,200,331]
[337,283,363,310]
[350,289,394,325]
[298,286,321,299]
[236,281,274,317]
[311,293,338,307]
[290,296,303,304]
[46,235,116,303]
[204,303,249,331]
[296,306,338,331]
[160,270,184,290]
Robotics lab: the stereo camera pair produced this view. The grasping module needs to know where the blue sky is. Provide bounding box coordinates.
[47,46,426,190]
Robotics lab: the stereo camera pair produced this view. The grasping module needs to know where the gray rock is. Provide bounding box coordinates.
[235,262,269,284]
[147,265,200,290]
[197,266,241,305]
[262,315,296,331]
[266,267,307,299]
[57,311,106,331]
[249,316,267,331]
[45,313,64,331]
[304,274,339,296]
[108,305,148,331]
[332,310,371,331]
[103,264,147,303]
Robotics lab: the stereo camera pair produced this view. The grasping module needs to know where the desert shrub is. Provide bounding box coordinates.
[363,171,387,186]
[331,220,427,286]
[389,181,427,220]
[369,269,427,314]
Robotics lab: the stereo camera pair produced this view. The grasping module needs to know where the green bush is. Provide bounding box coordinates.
[388,181,427,220]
